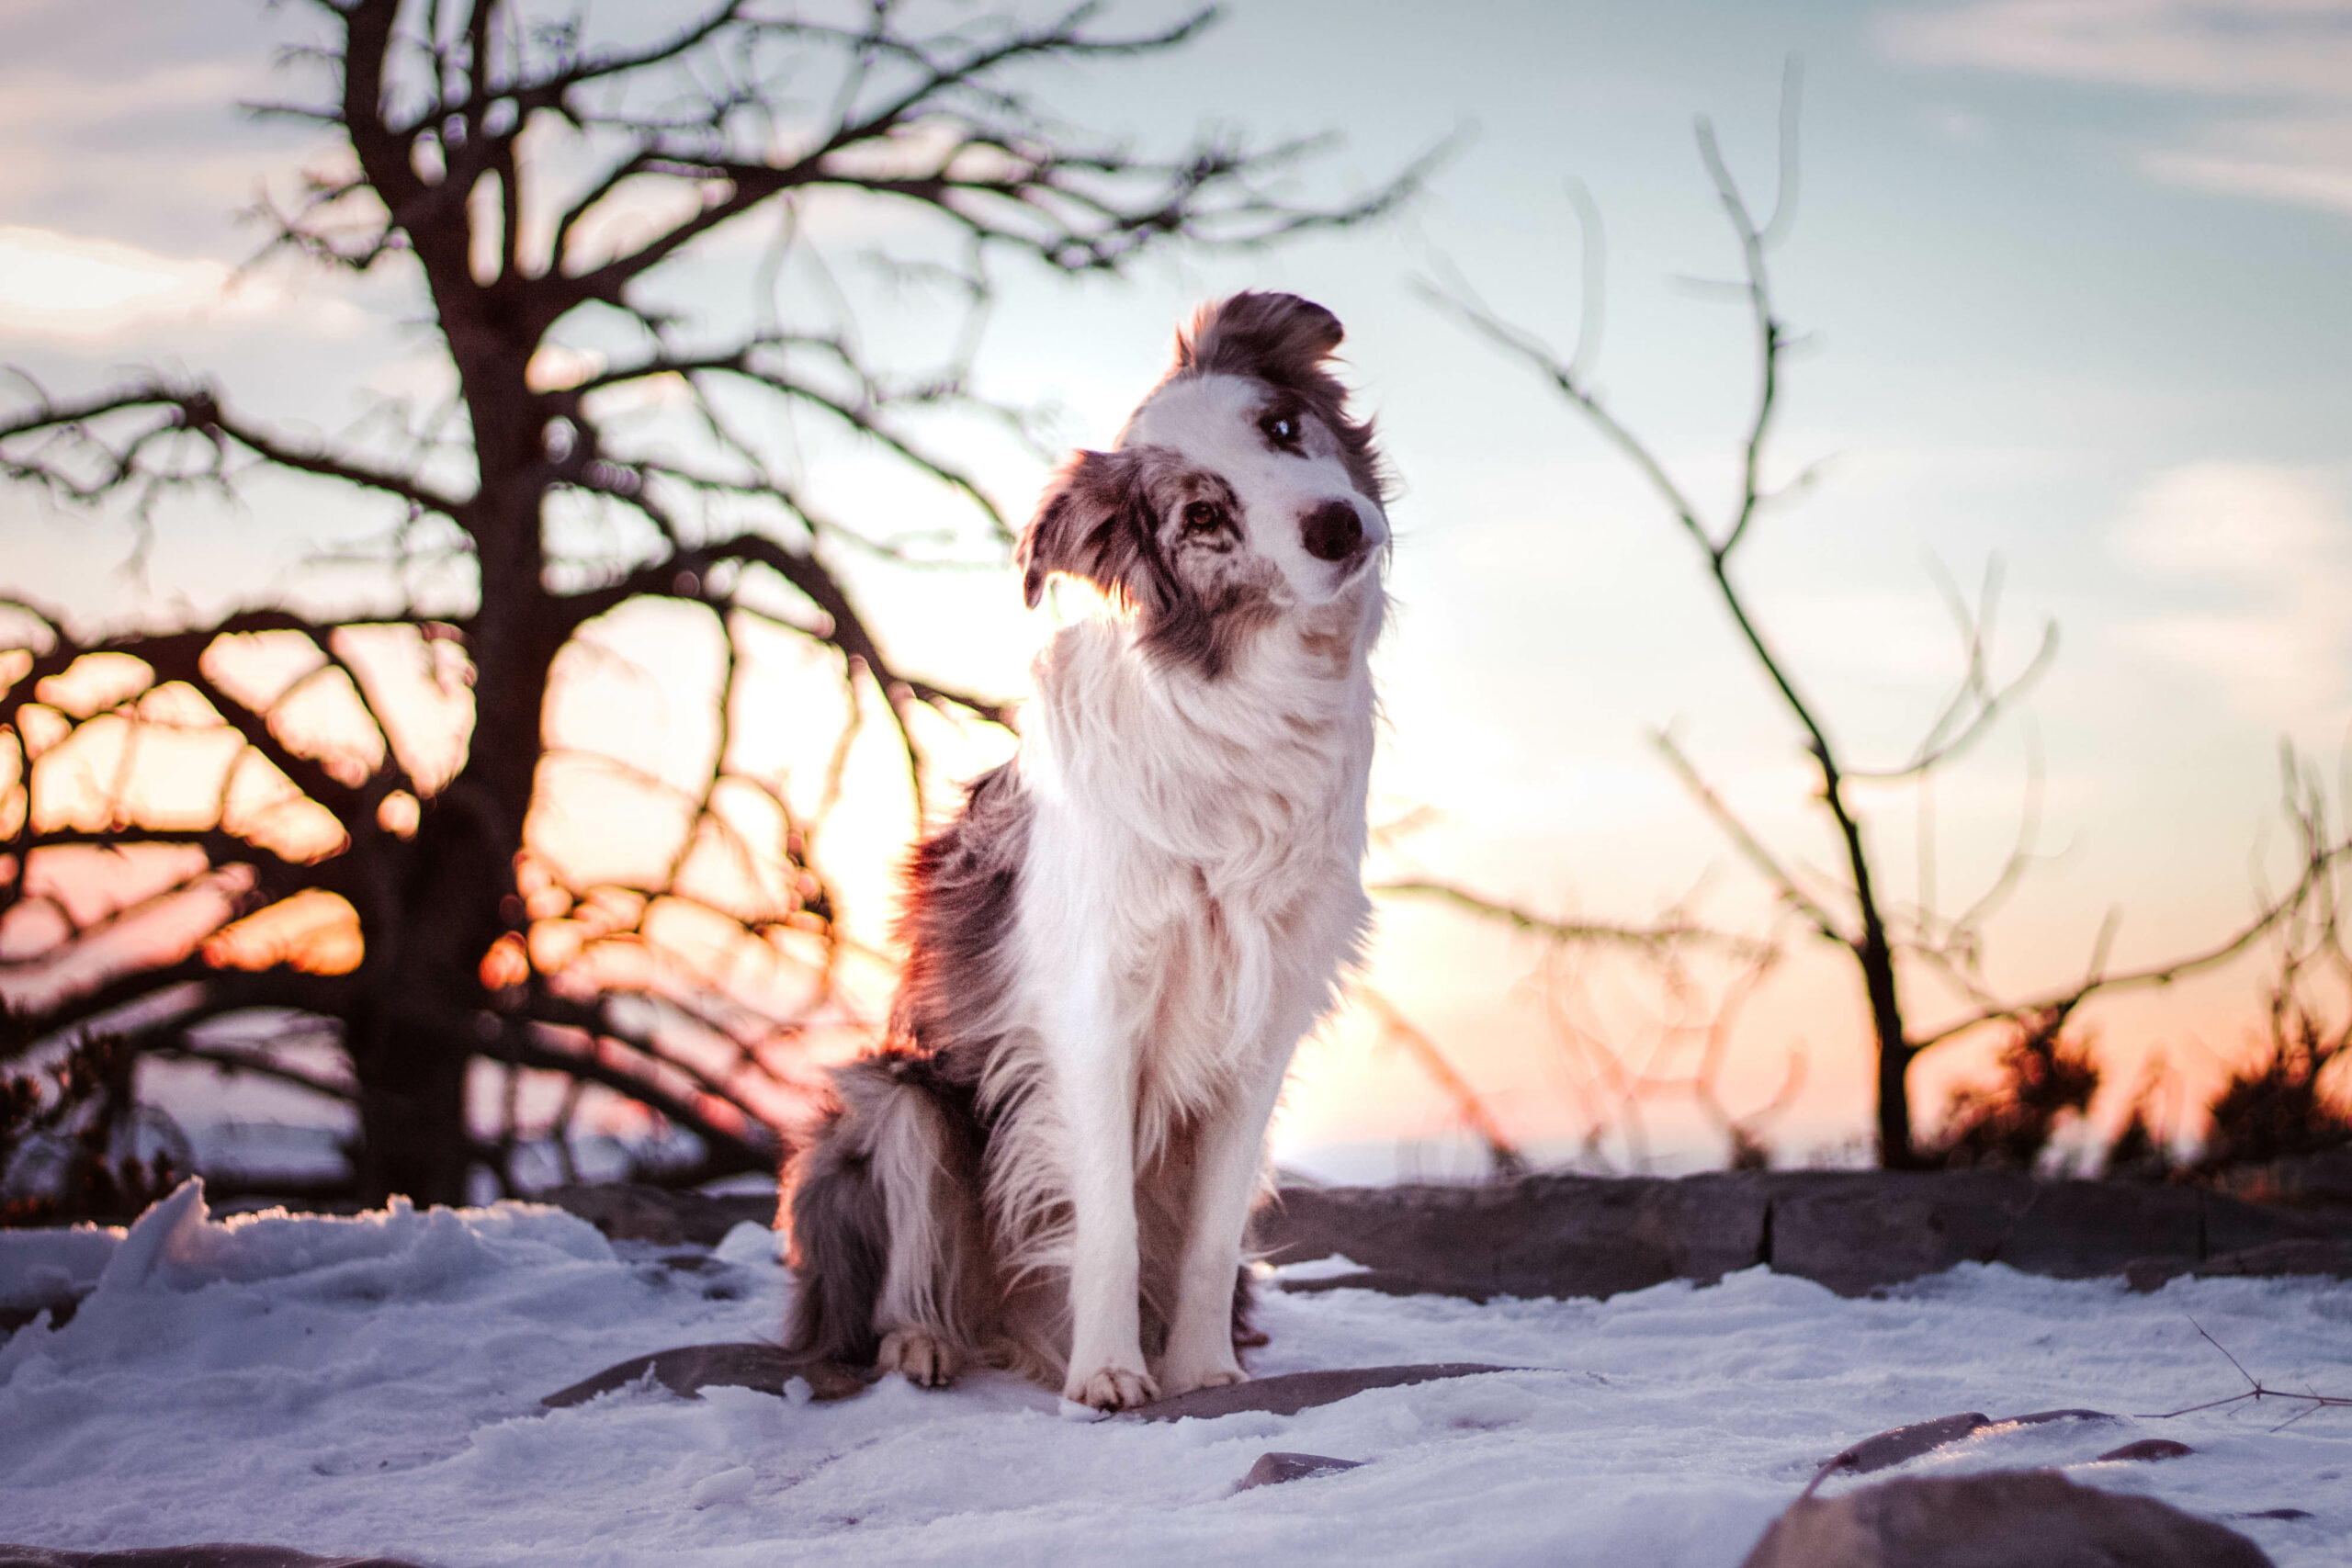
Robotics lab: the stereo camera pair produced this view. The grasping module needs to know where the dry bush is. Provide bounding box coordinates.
[0,1030,181,1224]
[1920,1010,2099,1171]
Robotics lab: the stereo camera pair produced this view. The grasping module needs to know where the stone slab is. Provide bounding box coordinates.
[1259,1171,2352,1303]
[542,1342,865,1407]
[536,1185,774,1247]
[1128,1362,1515,1421]
[1257,1173,1770,1301]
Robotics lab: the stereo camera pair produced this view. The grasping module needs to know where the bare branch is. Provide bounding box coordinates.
[1373,877,1766,957]
[1355,988,1526,1179]
[1,380,469,519]
[1652,730,1849,947]
[1913,819,2352,1052]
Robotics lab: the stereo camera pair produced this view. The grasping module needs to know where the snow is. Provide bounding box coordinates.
[2,1182,2347,1566]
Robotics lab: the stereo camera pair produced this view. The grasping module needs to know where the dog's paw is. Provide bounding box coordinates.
[1161,1359,1248,1397]
[1065,1364,1159,1412]
[877,1329,958,1389]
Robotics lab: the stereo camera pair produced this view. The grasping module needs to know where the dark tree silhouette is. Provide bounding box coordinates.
[1425,70,2352,1168]
[0,0,1419,1209]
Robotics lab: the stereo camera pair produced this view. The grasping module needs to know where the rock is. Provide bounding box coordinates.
[1257,1173,1770,1301]
[0,1292,86,1337]
[0,1226,118,1337]
[2213,1144,2352,1209]
[542,1342,865,1407]
[1740,1471,2275,1568]
[537,1184,775,1247]
[1258,1171,2352,1303]
[1235,1452,1364,1490]
[2126,1238,2352,1292]
[0,1549,427,1568]
[1824,1413,1989,1477]
[2097,1438,2195,1461]
[1765,1171,2211,1296]
[1999,1409,2118,1427]
[1809,1409,2128,1485]
[2190,1237,2352,1280]
[2200,1189,2352,1257]
[1128,1363,1515,1421]
[2124,1255,2198,1292]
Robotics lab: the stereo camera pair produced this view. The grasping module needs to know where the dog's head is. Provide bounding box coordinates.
[1017,292,1388,677]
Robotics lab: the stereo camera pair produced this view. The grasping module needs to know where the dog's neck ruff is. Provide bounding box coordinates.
[1020,574,1383,881]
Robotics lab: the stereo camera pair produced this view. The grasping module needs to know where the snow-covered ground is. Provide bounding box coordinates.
[2,1183,2346,1566]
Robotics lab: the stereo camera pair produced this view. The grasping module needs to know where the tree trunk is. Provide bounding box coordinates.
[1863,937,1920,1169]
[349,358,556,1203]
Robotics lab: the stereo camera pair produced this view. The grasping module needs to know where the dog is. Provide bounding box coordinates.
[780,291,1389,1412]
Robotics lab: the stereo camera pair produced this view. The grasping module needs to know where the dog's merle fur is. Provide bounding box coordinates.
[782,292,1388,1409]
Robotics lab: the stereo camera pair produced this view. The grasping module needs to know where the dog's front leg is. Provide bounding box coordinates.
[1159,1047,1292,1396]
[1055,1012,1158,1412]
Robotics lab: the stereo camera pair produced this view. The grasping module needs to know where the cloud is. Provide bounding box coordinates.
[1883,1,2352,96]
[0,226,363,340]
[2109,461,2352,734]
[2142,107,2352,213]
[1879,0,2352,217]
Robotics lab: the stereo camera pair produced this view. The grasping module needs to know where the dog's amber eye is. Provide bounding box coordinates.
[1260,412,1301,449]
[1182,501,1223,533]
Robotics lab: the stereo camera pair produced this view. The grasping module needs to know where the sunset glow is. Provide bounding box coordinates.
[3,0,2347,1180]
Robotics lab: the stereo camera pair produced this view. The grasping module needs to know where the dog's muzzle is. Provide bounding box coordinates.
[1300,499,1364,562]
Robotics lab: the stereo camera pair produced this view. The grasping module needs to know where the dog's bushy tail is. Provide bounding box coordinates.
[782,1050,987,1366]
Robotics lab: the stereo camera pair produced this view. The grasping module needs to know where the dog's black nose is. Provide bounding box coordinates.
[1300,499,1363,562]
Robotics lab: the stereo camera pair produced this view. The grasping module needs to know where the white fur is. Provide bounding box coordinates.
[985,371,1389,1405]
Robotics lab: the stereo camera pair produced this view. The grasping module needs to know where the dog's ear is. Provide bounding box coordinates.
[1176,292,1345,386]
[1018,446,1157,610]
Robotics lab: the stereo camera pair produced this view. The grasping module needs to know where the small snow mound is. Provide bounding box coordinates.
[92,1177,209,1292]
[0,1225,119,1309]
[690,1465,756,1506]
[70,1183,615,1302]
[714,1221,780,1268]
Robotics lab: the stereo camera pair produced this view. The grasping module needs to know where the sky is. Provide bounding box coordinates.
[2,0,2349,1177]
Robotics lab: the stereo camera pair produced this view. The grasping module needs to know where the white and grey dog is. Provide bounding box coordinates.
[782,292,1388,1412]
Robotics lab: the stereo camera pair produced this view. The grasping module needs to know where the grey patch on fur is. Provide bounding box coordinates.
[889,762,1033,1080]
[1018,446,1281,681]
[779,1077,893,1364]
[783,767,1026,1366]
[782,1050,986,1366]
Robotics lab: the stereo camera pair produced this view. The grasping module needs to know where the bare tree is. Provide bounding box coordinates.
[1427,69,2352,1168]
[0,0,1420,1209]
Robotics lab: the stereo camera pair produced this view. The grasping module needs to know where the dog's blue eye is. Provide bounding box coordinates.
[1261,413,1300,447]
